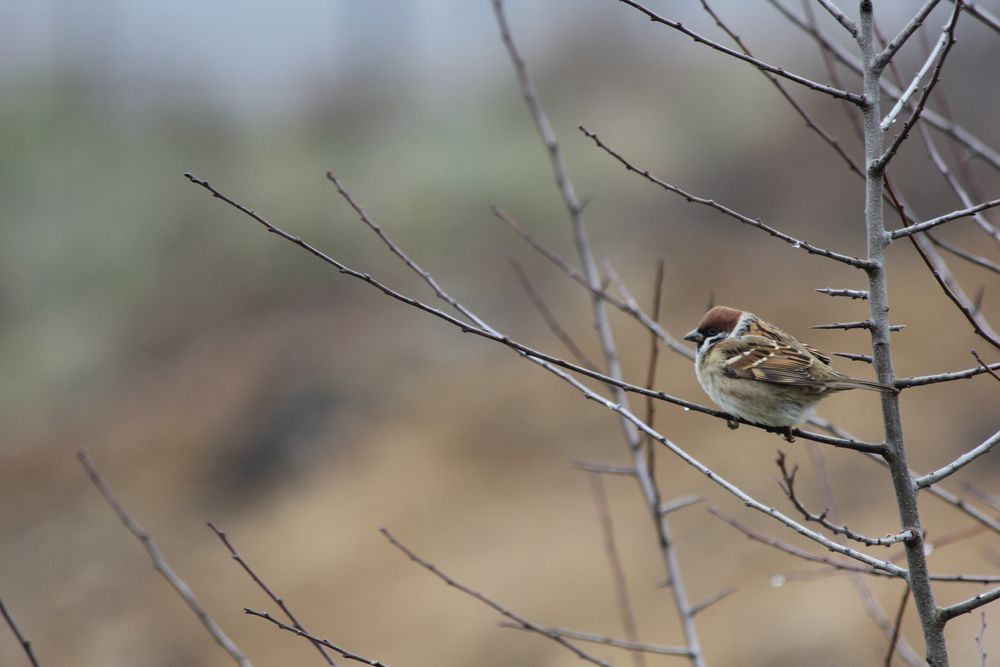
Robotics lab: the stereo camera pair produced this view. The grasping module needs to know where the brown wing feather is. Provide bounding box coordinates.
[718,337,832,388]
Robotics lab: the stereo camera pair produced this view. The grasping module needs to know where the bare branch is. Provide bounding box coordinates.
[588,473,645,667]
[873,1,963,173]
[831,352,874,364]
[914,429,1000,489]
[659,495,705,516]
[815,0,857,35]
[885,586,911,667]
[938,586,1000,623]
[711,507,998,583]
[958,0,1000,33]
[580,126,875,270]
[699,0,863,178]
[493,206,692,360]
[928,235,1000,275]
[971,351,1000,383]
[245,609,388,667]
[615,0,864,104]
[574,461,636,476]
[509,258,599,371]
[768,0,1000,171]
[776,453,915,546]
[809,320,905,332]
[890,198,1000,240]
[0,596,41,667]
[880,29,947,131]
[77,450,252,667]
[207,523,335,665]
[688,587,738,617]
[908,233,1000,351]
[709,507,905,578]
[976,612,988,666]
[896,360,1000,388]
[497,622,693,657]
[875,0,945,69]
[381,528,611,667]
[816,288,869,300]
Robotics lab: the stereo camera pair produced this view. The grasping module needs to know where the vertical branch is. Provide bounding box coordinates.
[0,596,41,667]
[588,473,645,667]
[490,2,704,664]
[858,3,948,664]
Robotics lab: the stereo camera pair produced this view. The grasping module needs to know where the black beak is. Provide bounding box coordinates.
[684,329,703,344]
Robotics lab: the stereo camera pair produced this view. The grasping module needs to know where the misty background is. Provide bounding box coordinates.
[2,2,998,665]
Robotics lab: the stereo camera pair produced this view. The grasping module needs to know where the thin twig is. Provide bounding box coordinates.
[816,288,869,300]
[908,232,1000,351]
[245,610,388,667]
[0,596,41,667]
[688,587,737,617]
[497,622,693,657]
[767,0,1000,171]
[875,0,945,69]
[809,320,905,332]
[896,360,1000,388]
[873,0,963,173]
[588,473,645,667]
[880,29,947,132]
[660,495,705,517]
[77,450,252,667]
[380,529,611,666]
[640,259,666,481]
[885,586,911,667]
[509,258,599,370]
[574,461,637,476]
[580,126,875,270]
[832,352,874,364]
[914,429,1000,489]
[928,234,1000,274]
[938,586,1000,623]
[616,0,864,104]
[700,0,863,178]
[815,0,857,35]
[777,453,915,547]
[890,198,1000,240]
[976,612,988,667]
[207,523,335,665]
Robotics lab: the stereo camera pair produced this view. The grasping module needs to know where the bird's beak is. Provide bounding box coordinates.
[684,329,703,344]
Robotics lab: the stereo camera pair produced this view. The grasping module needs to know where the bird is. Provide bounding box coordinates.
[683,306,895,434]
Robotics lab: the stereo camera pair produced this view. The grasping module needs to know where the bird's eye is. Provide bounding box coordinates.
[705,327,722,337]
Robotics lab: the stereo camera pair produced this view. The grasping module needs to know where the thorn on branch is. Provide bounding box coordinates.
[815,288,869,300]
[810,320,905,332]
[831,352,874,364]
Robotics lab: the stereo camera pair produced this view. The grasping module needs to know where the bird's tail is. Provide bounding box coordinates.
[831,377,898,394]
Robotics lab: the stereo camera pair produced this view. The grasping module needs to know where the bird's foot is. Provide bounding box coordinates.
[726,416,740,430]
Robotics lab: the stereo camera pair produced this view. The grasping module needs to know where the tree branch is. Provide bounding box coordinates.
[207,523,335,665]
[914,429,1000,489]
[580,126,875,269]
[77,450,252,667]
[380,529,611,667]
[616,0,864,104]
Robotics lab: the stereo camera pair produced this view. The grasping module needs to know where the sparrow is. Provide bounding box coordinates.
[684,306,895,431]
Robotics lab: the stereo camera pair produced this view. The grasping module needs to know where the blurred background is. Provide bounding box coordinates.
[2,1,998,665]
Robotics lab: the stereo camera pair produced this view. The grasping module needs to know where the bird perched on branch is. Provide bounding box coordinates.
[684,306,895,433]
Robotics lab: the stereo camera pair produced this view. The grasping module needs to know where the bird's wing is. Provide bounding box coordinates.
[715,336,833,388]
